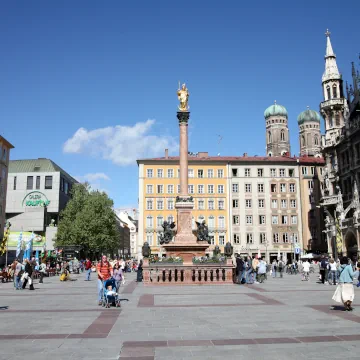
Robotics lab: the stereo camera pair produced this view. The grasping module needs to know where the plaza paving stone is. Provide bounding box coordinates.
[1,271,360,359]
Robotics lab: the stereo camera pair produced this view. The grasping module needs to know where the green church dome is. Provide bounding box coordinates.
[264,102,288,119]
[297,108,320,124]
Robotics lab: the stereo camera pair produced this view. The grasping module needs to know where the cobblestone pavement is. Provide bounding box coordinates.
[1,272,360,359]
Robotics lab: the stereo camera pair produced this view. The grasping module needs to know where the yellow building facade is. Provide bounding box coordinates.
[138,153,229,256]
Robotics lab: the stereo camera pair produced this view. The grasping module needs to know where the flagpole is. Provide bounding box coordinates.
[5,234,8,267]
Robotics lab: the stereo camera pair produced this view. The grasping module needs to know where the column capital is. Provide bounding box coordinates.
[177,111,190,124]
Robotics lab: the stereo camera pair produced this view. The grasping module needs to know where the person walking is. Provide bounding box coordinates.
[257,258,267,283]
[320,257,328,284]
[113,262,123,291]
[329,259,337,285]
[245,256,253,284]
[236,255,244,284]
[271,260,277,278]
[14,259,23,290]
[302,259,310,281]
[84,258,92,281]
[137,259,143,282]
[332,257,355,311]
[39,261,47,284]
[252,256,259,284]
[22,259,34,290]
[96,255,113,305]
[278,259,284,278]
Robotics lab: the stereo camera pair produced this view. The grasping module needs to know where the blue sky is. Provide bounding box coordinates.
[1,1,358,209]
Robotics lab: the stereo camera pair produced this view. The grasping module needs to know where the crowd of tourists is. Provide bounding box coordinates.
[234,254,360,311]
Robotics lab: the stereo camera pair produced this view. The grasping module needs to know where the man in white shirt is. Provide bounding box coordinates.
[302,260,310,281]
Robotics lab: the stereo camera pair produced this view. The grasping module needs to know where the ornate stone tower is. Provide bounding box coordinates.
[320,30,346,142]
[264,101,290,156]
[297,107,322,156]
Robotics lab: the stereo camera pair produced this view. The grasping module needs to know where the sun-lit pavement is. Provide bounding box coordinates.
[1,271,360,359]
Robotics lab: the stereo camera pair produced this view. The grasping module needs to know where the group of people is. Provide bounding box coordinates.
[95,255,143,305]
[235,255,275,284]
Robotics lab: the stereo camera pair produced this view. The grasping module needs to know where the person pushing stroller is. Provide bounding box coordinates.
[97,255,113,306]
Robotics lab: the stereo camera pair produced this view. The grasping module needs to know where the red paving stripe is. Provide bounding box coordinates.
[121,333,360,351]
[83,310,120,335]
[121,280,137,294]
[245,293,285,305]
[307,305,360,323]
[0,309,118,313]
[137,292,283,308]
[243,284,268,292]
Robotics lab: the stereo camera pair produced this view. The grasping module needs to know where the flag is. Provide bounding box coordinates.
[0,226,10,256]
[336,218,343,254]
[16,232,23,257]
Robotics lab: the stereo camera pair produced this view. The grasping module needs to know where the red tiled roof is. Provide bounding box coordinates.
[137,155,325,164]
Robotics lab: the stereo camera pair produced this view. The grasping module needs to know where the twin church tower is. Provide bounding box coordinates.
[264,30,342,158]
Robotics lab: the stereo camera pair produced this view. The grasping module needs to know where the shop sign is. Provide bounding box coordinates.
[22,191,51,207]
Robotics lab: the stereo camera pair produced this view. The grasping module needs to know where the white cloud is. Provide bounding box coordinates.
[75,173,110,194]
[63,119,177,166]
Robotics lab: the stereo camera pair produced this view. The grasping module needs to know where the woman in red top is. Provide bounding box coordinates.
[97,256,113,305]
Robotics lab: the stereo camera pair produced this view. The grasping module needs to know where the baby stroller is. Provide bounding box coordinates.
[102,278,121,308]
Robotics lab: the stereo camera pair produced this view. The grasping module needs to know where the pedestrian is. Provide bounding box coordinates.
[320,257,328,284]
[22,259,34,290]
[236,255,243,284]
[252,256,259,284]
[14,259,23,290]
[137,259,143,282]
[271,260,277,278]
[257,257,267,283]
[332,256,355,311]
[246,256,253,284]
[113,262,123,291]
[302,259,310,281]
[84,258,92,281]
[96,255,113,305]
[278,259,284,278]
[39,261,47,284]
[329,259,337,285]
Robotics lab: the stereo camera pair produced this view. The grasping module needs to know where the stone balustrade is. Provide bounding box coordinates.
[143,259,235,285]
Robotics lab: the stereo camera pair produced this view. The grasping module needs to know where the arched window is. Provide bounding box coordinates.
[280,130,285,141]
[333,85,337,98]
[268,152,272,157]
[335,114,340,126]
[326,86,331,100]
[268,131,272,143]
[198,215,205,223]
[314,136,319,146]
[146,216,153,228]
[208,216,215,229]
[218,216,225,229]
[168,215,174,224]
[301,135,305,147]
[157,216,164,227]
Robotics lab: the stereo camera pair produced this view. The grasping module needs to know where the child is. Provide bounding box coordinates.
[106,285,118,297]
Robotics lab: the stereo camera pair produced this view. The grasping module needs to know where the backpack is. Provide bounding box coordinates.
[278,261,283,269]
[321,260,326,269]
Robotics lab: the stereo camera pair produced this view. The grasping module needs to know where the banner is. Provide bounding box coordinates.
[336,219,343,253]
[7,231,45,248]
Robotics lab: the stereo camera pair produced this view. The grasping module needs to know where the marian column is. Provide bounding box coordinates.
[174,84,197,245]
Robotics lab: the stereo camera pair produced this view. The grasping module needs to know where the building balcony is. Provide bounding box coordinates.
[320,98,344,109]
[320,195,338,206]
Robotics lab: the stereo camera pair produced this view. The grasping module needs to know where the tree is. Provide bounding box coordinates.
[55,183,120,254]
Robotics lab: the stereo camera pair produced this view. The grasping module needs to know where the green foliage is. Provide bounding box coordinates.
[55,183,120,253]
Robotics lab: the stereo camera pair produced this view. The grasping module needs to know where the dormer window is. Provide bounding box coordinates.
[332,85,337,98]
[326,86,331,100]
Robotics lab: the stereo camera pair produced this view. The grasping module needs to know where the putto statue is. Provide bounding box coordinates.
[159,221,176,245]
[177,82,189,111]
[195,220,210,244]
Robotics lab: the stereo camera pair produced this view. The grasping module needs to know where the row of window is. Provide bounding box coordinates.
[145,215,226,229]
[301,166,323,176]
[147,184,225,194]
[146,168,298,179]
[147,169,225,179]
[24,175,53,190]
[232,215,297,226]
[268,130,287,143]
[232,183,296,193]
[146,198,225,211]
[233,232,299,245]
[234,198,297,209]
